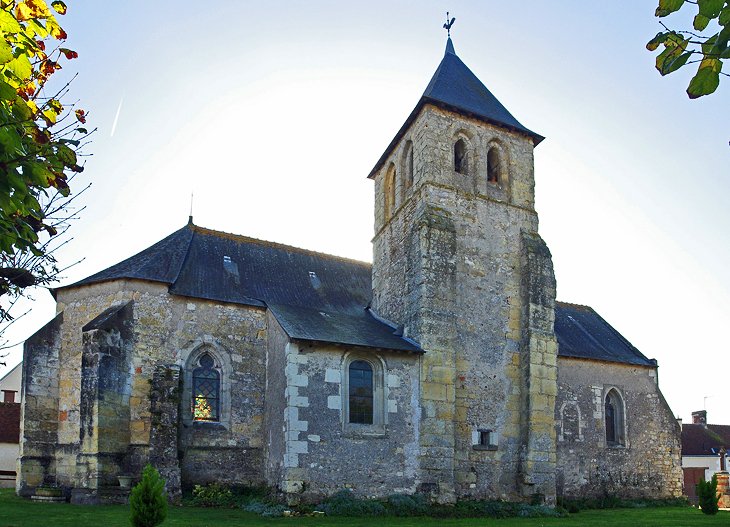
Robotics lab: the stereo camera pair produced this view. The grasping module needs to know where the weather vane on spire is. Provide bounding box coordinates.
[443,12,456,38]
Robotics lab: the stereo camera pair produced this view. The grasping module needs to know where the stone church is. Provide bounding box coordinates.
[17,37,683,504]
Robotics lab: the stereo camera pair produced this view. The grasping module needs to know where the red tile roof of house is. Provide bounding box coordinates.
[682,423,730,456]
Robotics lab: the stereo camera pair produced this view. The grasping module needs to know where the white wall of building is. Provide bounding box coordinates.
[682,455,726,481]
[0,362,21,402]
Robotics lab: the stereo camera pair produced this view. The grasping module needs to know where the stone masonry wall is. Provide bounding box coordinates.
[371,104,555,502]
[46,280,267,492]
[277,341,421,502]
[263,311,289,489]
[518,232,558,502]
[16,313,62,496]
[76,301,134,492]
[555,357,682,499]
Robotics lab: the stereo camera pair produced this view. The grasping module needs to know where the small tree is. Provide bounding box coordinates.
[696,474,720,515]
[129,464,168,527]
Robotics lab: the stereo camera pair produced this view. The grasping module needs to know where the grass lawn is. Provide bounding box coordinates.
[1,490,727,527]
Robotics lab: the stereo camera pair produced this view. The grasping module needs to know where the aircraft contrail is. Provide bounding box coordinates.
[110,97,124,137]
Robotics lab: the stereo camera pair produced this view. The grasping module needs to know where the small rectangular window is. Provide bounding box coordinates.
[474,428,498,450]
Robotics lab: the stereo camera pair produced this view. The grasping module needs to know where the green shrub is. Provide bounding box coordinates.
[129,464,168,527]
[384,493,429,516]
[317,490,386,516]
[696,475,719,515]
[190,483,234,508]
[243,499,288,517]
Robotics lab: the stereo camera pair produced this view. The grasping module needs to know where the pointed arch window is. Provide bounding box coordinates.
[193,353,220,421]
[605,389,625,446]
[348,360,373,424]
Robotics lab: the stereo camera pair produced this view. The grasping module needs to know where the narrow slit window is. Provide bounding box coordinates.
[193,353,220,421]
[404,141,414,191]
[479,429,492,446]
[384,164,396,220]
[348,360,373,424]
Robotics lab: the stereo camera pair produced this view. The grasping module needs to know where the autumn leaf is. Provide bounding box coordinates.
[59,47,77,60]
[51,1,66,15]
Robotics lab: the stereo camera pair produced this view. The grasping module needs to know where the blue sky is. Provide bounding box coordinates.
[1,1,728,424]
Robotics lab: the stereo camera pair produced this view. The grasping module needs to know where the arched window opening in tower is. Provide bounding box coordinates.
[487,147,501,184]
[348,360,374,424]
[454,139,467,174]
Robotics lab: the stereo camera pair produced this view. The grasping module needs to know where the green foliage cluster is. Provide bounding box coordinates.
[648,0,730,98]
[183,485,694,520]
[314,490,565,519]
[190,482,235,508]
[129,464,168,527]
[557,495,690,513]
[696,475,720,515]
[0,0,90,330]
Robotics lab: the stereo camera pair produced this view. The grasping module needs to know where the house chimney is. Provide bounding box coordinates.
[692,410,707,426]
[677,417,683,427]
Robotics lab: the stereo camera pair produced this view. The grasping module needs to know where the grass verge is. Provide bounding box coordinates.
[0,489,727,527]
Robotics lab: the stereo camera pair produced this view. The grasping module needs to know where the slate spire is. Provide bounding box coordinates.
[421,39,542,143]
[445,36,455,55]
[368,33,543,178]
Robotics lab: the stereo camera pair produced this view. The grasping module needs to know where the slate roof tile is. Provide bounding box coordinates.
[555,302,655,367]
[368,38,542,179]
[58,223,653,365]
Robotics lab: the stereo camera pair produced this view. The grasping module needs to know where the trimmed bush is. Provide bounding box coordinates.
[696,475,719,515]
[129,464,167,527]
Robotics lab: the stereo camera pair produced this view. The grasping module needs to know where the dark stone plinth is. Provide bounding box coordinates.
[70,486,131,505]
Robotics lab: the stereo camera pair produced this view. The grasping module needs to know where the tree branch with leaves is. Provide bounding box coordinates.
[648,0,730,98]
[0,0,91,361]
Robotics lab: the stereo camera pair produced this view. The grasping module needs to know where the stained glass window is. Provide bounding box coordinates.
[193,353,219,421]
[349,360,373,424]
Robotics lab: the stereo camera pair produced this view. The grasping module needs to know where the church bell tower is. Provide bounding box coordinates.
[368,34,558,503]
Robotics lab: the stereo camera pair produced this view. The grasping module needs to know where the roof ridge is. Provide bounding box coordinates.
[170,224,198,286]
[555,301,595,311]
[190,225,372,268]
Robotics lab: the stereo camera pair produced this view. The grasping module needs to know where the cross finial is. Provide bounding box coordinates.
[443,12,456,38]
